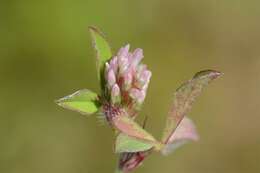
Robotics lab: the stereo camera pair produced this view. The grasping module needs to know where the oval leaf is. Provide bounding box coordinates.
[56,89,100,115]
[162,70,222,144]
[112,115,156,143]
[115,133,154,153]
[161,117,199,155]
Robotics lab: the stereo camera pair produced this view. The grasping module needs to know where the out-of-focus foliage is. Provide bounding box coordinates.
[1,0,260,173]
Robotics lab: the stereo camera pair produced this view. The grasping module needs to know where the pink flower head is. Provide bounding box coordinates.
[105,44,152,114]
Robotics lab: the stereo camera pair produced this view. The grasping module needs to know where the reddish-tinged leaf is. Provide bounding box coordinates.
[112,115,157,143]
[162,70,222,144]
[161,117,199,155]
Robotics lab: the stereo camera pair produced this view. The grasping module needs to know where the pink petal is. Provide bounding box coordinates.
[111,84,121,104]
[169,117,199,142]
[117,44,130,58]
[138,70,152,90]
[129,88,145,104]
[131,48,144,67]
[161,117,199,155]
[122,70,133,91]
[110,56,118,73]
[107,69,116,87]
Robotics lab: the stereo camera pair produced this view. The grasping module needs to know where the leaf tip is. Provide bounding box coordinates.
[54,97,68,109]
[193,69,223,80]
[88,25,98,33]
[54,97,63,105]
[88,25,106,38]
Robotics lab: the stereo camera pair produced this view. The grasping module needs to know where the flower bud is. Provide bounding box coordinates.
[105,62,110,72]
[135,64,147,79]
[104,44,151,111]
[131,48,143,68]
[111,84,121,104]
[107,69,116,87]
[118,56,129,75]
[135,70,151,89]
[129,88,145,104]
[110,56,118,72]
[122,70,133,91]
[141,70,152,90]
[117,44,130,58]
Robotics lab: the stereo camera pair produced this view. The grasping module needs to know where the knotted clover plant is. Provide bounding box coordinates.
[56,26,222,173]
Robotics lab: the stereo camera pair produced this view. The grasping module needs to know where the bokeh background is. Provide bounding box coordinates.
[1,0,260,173]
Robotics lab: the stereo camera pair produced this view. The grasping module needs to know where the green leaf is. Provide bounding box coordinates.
[162,70,222,144]
[115,133,154,153]
[56,89,100,115]
[89,26,112,82]
[161,117,199,155]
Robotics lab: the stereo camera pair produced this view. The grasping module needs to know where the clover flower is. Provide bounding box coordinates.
[104,44,151,118]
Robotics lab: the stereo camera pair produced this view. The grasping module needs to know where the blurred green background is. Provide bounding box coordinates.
[1,0,260,173]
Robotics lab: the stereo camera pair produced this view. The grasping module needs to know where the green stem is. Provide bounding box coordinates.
[114,168,124,173]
